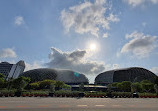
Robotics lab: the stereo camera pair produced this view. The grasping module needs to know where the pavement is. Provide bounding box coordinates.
[0,97,158,111]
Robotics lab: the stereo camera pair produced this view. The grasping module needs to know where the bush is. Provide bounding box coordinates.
[139,93,157,97]
[112,92,132,97]
[0,89,15,95]
[22,90,48,96]
[84,91,106,97]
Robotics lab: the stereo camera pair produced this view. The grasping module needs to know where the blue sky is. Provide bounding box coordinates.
[0,0,158,83]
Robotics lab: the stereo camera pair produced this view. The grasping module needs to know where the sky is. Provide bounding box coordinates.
[0,0,158,83]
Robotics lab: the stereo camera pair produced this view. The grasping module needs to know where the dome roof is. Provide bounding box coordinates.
[21,68,57,82]
[55,69,89,84]
[95,67,157,85]
[21,68,89,84]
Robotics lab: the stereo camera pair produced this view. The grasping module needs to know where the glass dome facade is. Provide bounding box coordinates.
[95,67,157,85]
[21,68,89,84]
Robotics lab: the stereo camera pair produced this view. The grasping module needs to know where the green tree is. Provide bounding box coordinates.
[30,82,40,90]
[141,83,154,93]
[117,83,123,90]
[131,82,142,92]
[39,79,56,89]
[49,83,55,93]
[13,76,31,92]
[62,84,71,90]
[112,82,118,87]
[121,81,131,92]
[6,78,14,90]
[140,80,154,93]
[0,73,5,78]
[0,78,5,88]
[55,81,65,90]
[0,73,5,88]
[141,80,151,84]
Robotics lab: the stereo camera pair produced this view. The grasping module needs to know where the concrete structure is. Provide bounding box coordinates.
[95,67,157,85]
[71,84,107,91]
[21,68,89,85]
[0,60,25,80]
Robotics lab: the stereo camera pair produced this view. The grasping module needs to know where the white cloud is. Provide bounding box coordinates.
[0,48,17,58]
[107,13,120,22]
[61,0,119,37]
[150,67,158,75]
[113,64,120,69]
[123,0,158,7]
[25,62,42,71]
[46,47,107,75]
[125,31,144,39]
[14,16,25,26]
[121,31,157,58]
[103,33,109,38]
[124,0,145,7]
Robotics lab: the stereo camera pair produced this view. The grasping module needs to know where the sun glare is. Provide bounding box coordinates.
[89,43,97,51]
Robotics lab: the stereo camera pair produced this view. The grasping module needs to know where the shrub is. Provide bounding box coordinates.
[0,89,15,95]
[112,92,131,97]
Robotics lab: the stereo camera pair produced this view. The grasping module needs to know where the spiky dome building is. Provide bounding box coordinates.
[95,67,157,85]
[21,68,89,85]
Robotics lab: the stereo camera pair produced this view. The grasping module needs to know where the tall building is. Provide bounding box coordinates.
[0,60,25,80]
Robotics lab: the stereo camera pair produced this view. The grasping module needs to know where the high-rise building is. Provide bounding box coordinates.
[0,60,25,80]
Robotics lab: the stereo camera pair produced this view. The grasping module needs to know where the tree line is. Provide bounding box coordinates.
[109,78,158,95]
[0,73,71,93]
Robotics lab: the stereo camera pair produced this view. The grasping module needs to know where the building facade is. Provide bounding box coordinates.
[21,68,89,85]
[0,60,25,80]
[95,67,157,85]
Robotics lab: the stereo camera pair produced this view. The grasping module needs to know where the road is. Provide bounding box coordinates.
[0,97,158,111]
